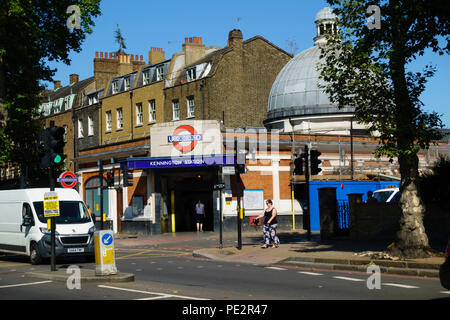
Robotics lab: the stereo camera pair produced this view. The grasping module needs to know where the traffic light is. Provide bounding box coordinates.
[235,139,247,174]
[310,149,322,175]
[293,155,304,175]
[38,126,66,168]
[123,167,134,187]
[106,170,114,187]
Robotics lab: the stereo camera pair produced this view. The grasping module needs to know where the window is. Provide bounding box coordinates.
[53,99,62,113]
[172,100,179,121]
[143,70,151,85]
[63,96,70,110]
[63,125,68,142]
[136,103,143,126]
[131,196,144,217]
[124,77,131,91]
[106,111,112,132]
[148,100,156,123]
[156,66,164,81]
[117,108,123,130]
[88,116,94,136]
[112,81,119,94]
[187,96,195,118]
[77,119,84,138]
[186,67,196,82]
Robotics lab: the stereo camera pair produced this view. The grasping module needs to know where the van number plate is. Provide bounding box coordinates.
[67,248,84,253]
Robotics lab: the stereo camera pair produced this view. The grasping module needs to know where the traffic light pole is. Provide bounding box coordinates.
[49,165,56,271]
[98,160,104,230]
[304,145,311,241]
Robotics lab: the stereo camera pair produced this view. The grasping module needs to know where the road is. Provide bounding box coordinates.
[0,233,448,305]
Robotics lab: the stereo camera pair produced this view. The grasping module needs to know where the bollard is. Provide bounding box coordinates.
[94,230,117,276]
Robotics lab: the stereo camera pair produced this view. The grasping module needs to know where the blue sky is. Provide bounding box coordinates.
[45,0,450,127]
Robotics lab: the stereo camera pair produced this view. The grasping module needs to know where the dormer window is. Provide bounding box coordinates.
[156,66,164,81]
[186,67,196,82]
[143,70,151,85]
[124,77,131,91]
[112,81,119,94]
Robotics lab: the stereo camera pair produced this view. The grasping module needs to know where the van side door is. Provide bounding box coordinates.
[20,203,35,248]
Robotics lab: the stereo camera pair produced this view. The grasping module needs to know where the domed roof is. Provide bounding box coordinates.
[315,7,336,23]
[266,8,353,121]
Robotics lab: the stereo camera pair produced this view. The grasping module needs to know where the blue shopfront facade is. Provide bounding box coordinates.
[309,180,400,231]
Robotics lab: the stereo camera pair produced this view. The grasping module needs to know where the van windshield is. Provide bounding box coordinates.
[373,190,394,203]
[33,201,92,224]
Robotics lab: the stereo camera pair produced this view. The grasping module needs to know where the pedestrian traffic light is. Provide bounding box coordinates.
[106,170,114,187]
[310,149,322,175]
[123,167,134,187]
[38,126,66,168]
[293,155,304,175]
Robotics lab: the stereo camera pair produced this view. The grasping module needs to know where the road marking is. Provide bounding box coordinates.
[265,267,287,271]
[0,280,52,289]
[440,291,450,294]
[333,276,365,282]
[298,271,323,276]
[383,283,419,289]
[98,285,208,300]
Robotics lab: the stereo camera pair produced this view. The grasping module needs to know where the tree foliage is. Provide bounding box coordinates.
[318,0,449,258]
[0,0,101,175]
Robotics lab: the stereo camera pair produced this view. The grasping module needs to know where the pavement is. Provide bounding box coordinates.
[192,231,445,278]
[22,230,446,283]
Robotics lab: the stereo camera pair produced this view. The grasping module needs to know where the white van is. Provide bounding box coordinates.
[0,188,95,264]
[373,187,400,203]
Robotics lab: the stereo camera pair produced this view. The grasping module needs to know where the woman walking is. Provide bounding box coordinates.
[255,199,280,248]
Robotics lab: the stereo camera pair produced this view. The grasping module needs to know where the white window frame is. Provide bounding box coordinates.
[78,119,84,138]
[106,111,112,132]
[172,100,179,121]
[63,125,68,142]
[186,67,196,82]
[156,66,164,81]
[143,70,151,85]
[124,77,131,91]
[187,96,195,118]
[117,108,123,130]
[88,115,94,136]
[148,100,156,123]
[136,103,143,126]
[112,81,119,94]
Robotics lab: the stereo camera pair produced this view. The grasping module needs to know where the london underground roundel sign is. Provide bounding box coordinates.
[168,125,202,153]
[57,171,78,188]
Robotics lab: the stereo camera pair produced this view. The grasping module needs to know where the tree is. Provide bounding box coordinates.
[0,0,101,181]
[318,0,449,258]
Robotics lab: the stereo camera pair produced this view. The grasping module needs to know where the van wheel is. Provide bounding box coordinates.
[30,243,42,265]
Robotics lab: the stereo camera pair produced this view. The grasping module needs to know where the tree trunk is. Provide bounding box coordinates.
[387,153,433,258]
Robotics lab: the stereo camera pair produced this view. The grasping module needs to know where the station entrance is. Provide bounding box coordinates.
[156,166,219,232]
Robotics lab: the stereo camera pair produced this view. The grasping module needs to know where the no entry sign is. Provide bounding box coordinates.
[58,171,78,188]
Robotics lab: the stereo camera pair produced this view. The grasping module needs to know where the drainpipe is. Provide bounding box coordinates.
[200,79,205,120]
[130,90,134,140]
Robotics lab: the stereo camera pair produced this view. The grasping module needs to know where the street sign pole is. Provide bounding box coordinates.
[49,161,56,272]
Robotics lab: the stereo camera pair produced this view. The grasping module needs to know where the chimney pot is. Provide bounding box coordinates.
[100,52,103,58]
[193,37,198,44]
[198,37,203,44]
[185,37,188,44]
[140,55,143,61]
[96,51,99,58]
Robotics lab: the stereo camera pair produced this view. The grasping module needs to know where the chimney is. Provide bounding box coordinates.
[182,36,206,66]
[228,29,243,48]
[148,47,165,65]
[54,80,62,90]
[69,74,79,84]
